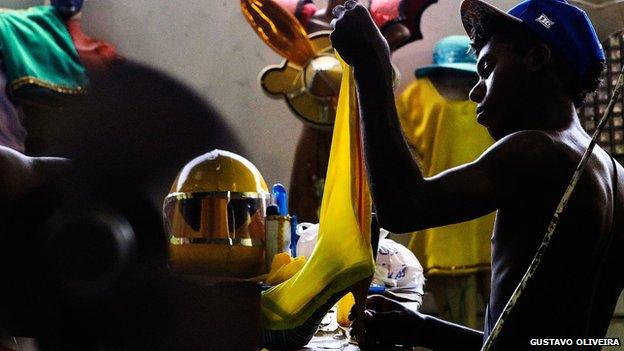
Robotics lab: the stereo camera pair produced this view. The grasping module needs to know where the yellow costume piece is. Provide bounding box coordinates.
[261,58,374,330]
[266,253,307,286]
[396,78,495,276]
[270,252,294,272]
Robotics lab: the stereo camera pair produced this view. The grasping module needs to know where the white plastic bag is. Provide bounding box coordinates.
[295,222,319,259]
[373,229,425,295]
[296,225,424,295]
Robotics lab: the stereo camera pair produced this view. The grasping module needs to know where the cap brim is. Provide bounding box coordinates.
[460,0,522,42]
[415,63,477,78]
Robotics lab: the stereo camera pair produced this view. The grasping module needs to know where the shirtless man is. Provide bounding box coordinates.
[331,0,624,349]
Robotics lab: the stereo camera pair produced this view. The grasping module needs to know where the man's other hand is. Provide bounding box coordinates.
[351,294,424,348]
[330,1,391,68]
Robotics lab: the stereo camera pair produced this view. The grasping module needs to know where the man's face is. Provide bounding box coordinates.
[51,0,85,17]
[469,37,530,140]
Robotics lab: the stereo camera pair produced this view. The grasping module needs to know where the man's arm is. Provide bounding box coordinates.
[331,4,560,233]
[360,295,483,350]
[356,67,559,233]
[354,56,501,232]
[420,314,484,350]
[331,4,500,232]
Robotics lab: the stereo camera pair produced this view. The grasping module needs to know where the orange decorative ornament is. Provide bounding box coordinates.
[240,0,316,67]
[241,0,342,128]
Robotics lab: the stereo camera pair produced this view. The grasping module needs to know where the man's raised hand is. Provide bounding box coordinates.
[330,1,391,68]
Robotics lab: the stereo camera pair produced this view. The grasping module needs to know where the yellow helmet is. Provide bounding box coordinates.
[163,150,271,278]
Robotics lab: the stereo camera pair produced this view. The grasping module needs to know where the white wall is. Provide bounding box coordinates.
[78,0,302,188]
[0,0,39,8]
[5,0,521,188]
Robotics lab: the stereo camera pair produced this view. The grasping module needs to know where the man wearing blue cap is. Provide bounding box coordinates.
[331,0,623,349]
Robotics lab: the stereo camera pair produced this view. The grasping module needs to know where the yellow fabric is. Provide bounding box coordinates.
[266,254,307,286]
[261,57,374,330]
[396,78,495,276]
[336,292,355,327]
[270,252,294,272]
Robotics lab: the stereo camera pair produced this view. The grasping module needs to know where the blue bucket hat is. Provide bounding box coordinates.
[460,0,605,79]
[415,35,478,78]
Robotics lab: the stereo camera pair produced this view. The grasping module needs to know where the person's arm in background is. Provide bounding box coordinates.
[0,146,70,203]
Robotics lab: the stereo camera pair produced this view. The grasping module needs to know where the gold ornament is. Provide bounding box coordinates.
[240,0,316,68]
[260,32,341,128]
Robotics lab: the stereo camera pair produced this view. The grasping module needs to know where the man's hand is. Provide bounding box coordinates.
[352,294,425,348]
[330,1,391,68]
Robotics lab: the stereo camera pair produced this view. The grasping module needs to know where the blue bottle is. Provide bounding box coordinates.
[272,183,288,216]
[289,215,299,257]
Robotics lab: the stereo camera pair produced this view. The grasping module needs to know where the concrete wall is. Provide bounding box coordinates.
[6,0,519,187]
[0,0,39,8]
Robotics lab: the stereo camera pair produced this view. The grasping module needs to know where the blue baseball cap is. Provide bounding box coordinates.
[460,0,605,78]
[415,35,478,78]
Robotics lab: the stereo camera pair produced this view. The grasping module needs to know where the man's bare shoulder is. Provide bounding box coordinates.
[473,130,591,206]
[479,130,566,170]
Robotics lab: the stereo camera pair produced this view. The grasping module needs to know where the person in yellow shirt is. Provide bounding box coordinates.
[396,35,495,328]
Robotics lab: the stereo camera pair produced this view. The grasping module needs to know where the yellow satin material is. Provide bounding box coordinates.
[266,253,306,285]
[261,57,374,330]
[397,78,495,275]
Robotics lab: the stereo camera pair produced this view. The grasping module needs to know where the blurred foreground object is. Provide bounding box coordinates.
[1,59,262,350]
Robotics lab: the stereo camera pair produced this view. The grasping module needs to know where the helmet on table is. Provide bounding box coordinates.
[163,149,271,278]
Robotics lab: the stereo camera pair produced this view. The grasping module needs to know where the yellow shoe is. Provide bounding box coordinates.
[261,58,375,332]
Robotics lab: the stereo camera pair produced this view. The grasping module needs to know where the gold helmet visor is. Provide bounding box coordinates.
[163,192,271,247]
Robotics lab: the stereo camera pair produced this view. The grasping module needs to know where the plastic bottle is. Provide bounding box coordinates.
[264,204,291,273]
[272,183,288,216]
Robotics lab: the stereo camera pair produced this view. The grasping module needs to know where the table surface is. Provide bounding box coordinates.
[290,306,423,351]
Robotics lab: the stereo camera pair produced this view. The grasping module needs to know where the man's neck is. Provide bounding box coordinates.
[534,70,585,130]
[520,92,579,133]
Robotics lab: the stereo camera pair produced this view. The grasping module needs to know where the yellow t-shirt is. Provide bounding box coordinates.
[396,78,495,276]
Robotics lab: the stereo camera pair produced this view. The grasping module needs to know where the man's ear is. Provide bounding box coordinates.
[524,43,551,72]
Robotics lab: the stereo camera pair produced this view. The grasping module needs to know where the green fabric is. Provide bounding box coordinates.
[0,6,88,95]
